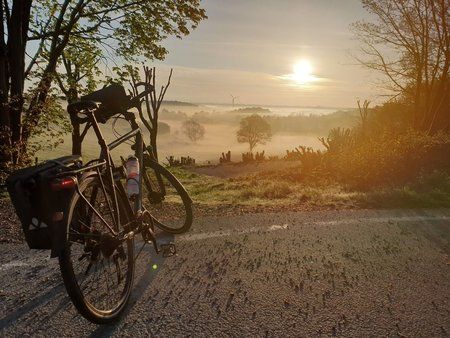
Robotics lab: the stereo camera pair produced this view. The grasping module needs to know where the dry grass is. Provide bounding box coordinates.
[172,165,450,210]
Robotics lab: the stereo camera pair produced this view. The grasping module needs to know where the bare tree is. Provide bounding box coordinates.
[357,99,371,131]
[352,0,449,133]
[131,66,173,161]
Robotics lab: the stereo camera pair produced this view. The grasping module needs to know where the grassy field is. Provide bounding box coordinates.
[3,158,448,212]
[170,164,450,210]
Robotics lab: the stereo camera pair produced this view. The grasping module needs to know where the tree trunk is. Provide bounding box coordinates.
[23,23,71,148]
[150,131,158,161]
[8,0,32,164]
[0,2,11,168]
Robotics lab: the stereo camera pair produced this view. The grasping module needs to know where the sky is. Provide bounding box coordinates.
[146,0,381,108]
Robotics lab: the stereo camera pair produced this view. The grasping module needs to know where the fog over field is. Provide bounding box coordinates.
[38,102,357,164]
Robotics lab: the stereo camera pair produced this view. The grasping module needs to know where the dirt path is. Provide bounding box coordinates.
[1,209,449,337]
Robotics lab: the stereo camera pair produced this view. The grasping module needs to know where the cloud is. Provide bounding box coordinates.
[140,63,374,108]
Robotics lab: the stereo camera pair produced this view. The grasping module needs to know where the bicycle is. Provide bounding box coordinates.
[48,84,192,323]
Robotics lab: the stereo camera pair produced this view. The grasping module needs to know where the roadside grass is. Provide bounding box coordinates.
[171,166,450,209]
[355,171,450,208]
[2,162,448,211]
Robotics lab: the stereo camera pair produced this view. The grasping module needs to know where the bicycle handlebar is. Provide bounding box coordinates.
[128,83,153,109]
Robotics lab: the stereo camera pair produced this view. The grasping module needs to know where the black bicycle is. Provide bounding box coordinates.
[54,84,192,323]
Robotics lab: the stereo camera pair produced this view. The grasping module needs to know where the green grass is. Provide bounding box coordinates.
[2,156,448,211]
[171,166,450,210]
[355,171,450,208]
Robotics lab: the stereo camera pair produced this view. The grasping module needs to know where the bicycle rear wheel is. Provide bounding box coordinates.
[143,160,193,234]
[59,174,134,324]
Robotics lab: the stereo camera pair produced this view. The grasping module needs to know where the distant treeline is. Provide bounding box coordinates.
[159,107,359,135]
[162,101,198,107]
[265,110,359,135]
[158,121,171,134]
[232,107,271,114]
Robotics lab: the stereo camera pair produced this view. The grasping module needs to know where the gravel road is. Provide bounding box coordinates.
[1,209,449,337]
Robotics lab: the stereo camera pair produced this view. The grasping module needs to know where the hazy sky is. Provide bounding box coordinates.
[147,0,381,108]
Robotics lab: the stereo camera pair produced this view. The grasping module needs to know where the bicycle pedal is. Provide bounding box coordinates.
[160,243,176,257]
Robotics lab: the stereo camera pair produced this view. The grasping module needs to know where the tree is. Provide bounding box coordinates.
[130,65,173,160]
[182,118,205,142]
[54,36,102,155]
[0,0,207,168]
[352,0,449,133]
[236,114,271,152]
[0,1,32,166]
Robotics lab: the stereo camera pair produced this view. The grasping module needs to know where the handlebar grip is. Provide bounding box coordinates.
[128,90,151,109]
[135,82,153,90]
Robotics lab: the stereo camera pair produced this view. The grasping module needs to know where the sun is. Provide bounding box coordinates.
[292,60,314,85]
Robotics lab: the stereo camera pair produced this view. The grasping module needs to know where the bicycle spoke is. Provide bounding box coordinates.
[63,176,133,314]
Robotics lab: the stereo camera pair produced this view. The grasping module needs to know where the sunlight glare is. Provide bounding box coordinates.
[292,60,314,85]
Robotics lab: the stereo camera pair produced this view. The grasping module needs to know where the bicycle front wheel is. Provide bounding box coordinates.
[59,174,134,324]
[143,160,193,234]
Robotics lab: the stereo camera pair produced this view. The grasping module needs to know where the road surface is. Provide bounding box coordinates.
[1,209,449,337]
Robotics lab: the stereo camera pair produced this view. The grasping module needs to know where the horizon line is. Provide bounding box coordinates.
[163,100,356,110]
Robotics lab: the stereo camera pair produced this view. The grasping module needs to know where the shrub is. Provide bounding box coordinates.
[285,146,325,177]
[328,130,450,190]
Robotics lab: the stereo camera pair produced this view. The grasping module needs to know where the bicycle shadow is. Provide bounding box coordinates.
[0,277,67,330]
[89,233,174,337]
[0,234,173,336]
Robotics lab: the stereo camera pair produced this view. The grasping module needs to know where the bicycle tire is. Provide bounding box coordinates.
[59,173,134,324]
[143,160,193,234]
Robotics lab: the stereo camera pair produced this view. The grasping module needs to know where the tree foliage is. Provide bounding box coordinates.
[236,114,272,152]
[0,0,207,167]
[352,0,449,133]
[182,118,205,142]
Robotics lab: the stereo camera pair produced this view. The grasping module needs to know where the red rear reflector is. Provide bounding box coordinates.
[52,212,64,222]
[51,177,76,191]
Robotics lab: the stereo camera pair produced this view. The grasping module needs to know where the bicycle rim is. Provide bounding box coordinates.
[59,175,134,323]
[143,162,193,234]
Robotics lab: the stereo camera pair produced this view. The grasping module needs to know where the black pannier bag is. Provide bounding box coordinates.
[6,156,81,251]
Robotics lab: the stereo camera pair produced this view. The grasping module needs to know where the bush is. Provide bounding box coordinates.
[285,146,325,177]
[328,130,450,190]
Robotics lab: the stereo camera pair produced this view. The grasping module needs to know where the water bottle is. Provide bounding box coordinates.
[126,156,140,198]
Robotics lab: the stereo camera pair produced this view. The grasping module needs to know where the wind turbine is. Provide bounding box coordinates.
[230,94,238,107]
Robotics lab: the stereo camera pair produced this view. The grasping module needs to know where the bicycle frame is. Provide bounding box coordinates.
[81,110,145,238]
